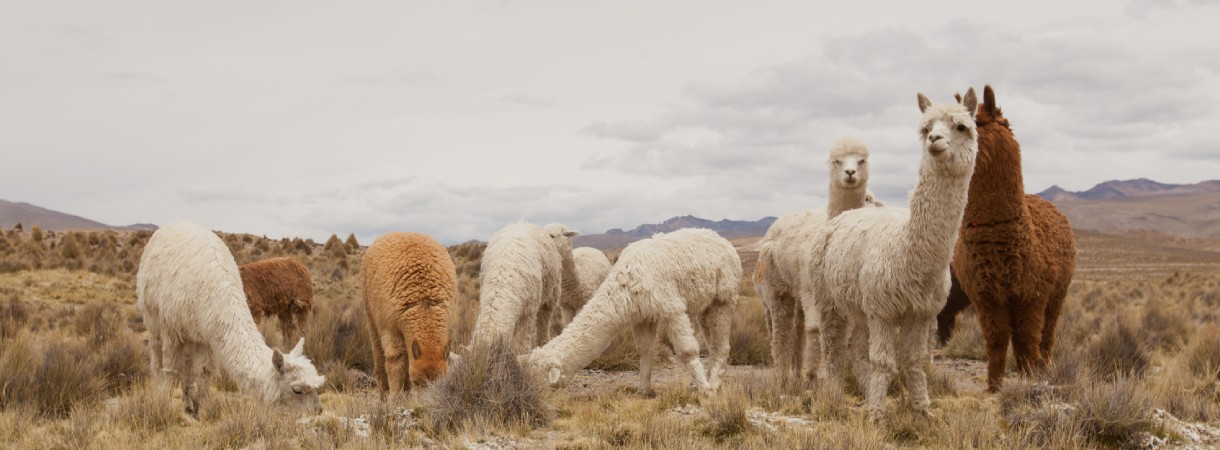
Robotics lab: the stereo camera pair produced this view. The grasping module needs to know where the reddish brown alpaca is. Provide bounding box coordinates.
[239,257,315,347]
[947,85,1076,392]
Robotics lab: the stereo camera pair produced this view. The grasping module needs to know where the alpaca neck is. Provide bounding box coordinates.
[963,126,1027,226]
[543,284,636,375]
[560,252,582,302]
[826,184,869,219]
[213,296,281,403]
[904,160,973,271]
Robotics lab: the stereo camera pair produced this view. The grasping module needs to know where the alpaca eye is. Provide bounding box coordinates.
[956,124,967,132]
[292,386,304,395]
[859,160,866,165]
[833,160,841,166]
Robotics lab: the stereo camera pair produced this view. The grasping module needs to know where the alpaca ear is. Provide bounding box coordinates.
[953,93,962,103]
[563,230,579,238]
[291,338,305,356]
[983,84,996,116]
[962,88,978,118]
[272,349,285,374]
[917,93,932,113]
[547,367,562,385]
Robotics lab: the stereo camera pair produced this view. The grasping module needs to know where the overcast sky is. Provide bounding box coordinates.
[2,0,1218,244]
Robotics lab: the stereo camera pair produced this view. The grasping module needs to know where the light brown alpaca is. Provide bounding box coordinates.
[239,257,315,347]
[362,232,455,395]
[945,85,1077,392]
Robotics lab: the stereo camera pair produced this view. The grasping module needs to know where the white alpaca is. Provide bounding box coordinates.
[522,228,741,395]
[809,89,979,421]
[472,221,566,354]
[754,138,878,379]
[555,247,613,330]
[137,221,325,418]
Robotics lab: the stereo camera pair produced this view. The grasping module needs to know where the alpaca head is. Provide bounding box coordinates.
[827,137,871,190]
[864,189,884,207]
[271,338,326,414]
[917,88,979,178]
[407,335,450,387]
[520,347,566,387]
[543,223,580,259]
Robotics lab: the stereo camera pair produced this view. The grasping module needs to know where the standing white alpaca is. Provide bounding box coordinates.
[553,244,613,331]
[138,221,325,418]
[754,138,878,379]
[809,89,979,422]
[521,229,741,395]
[472,221,567,354]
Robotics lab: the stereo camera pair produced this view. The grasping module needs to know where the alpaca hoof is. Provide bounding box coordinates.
[917,408,934,419]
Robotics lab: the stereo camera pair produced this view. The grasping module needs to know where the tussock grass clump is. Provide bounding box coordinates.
[98,330,149,394]
[1184,324,1220,378]
[0,297,30,338]
[115,383,182,434]
[303,296,373,376]
[1076,375,1157,446]
[0,335,107,418]
[701,392,751,443]
[1087,314,1150,380]
[425,340,552,432]
[729,296,770,366]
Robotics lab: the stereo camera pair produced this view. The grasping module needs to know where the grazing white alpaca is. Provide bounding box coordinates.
[521,229,741,395]
[137,221,325,418]
[754,137,878,379]
[472,221,566,354]
[809,89,979,422]
[556,247,613,330]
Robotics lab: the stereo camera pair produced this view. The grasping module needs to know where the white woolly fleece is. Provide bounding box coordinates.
[472,221,564,354]
[137,221,324,408]
[523,228,742,394]
[557,247,612,328]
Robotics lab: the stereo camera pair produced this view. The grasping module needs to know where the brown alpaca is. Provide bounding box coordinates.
[361,232,455,395]
[239,257,315,347]
[946,85,1076,391]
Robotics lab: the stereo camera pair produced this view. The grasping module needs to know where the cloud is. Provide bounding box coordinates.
[581,18,1220,206]
[500,93,554,108]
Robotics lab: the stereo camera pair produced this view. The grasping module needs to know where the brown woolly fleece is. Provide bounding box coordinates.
[943,85,1077,391]
[239,257,315,347]
[361,232,455,395]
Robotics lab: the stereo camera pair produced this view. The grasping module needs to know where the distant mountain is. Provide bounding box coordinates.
[1037,179,1220,237]
[1037,178,1217,202]
[0,199,157,232]
[573,215,777,250]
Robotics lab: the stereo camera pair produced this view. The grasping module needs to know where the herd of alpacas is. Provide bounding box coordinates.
[134,85,1075,424]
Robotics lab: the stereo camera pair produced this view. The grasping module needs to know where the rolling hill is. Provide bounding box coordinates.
[573,215,776,250]
[0,199,156,232]
[1037,179,1220,237]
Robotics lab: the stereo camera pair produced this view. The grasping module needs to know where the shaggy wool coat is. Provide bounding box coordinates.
[523,228,742,395]
[137,221,324,417]
[473,221,564,354]
[240,257,314,348]
[361,232,455,394]
[558,247,613,329]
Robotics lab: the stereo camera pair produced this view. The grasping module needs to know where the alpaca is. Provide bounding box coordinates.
[362,232,455,395]
[521,228,741,394]
[754,137,877,379]
[555,247,613,330]
[937,85,1077,391]
[137,221,324,418]
[472,221,565,354]
[811,89,979,421]
[239,257,314,348]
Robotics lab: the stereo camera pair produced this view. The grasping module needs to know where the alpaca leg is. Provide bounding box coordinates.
[188,344,212,417]
[791,301,805,373]
[866,318,898,423]
[383,333,409,394]
[936,273,970,346]
[535,302,553,347]
[1040,285,1069,365]
[976,303,1013,392]
[1010,301,1046,377]
[800,301,822,382]
[665,315,710,392]
[765,289,796,374]
[516,312,538,355]
[366,313,389,398]
[633,320,658,396]
[174,343,201,419]
[703,303,732,392]
[899,317,933,416]
[146,318,165,382]
[848,314,872,392]
[280,313,295,349]
[818,307,847,389]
